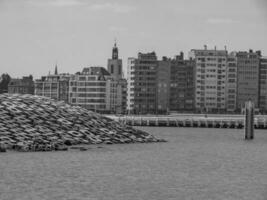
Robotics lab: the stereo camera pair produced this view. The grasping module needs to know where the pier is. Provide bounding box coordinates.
[107,114,267,129]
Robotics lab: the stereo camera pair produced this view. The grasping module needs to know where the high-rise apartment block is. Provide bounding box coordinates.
[225,53,238,112]
[169,53,195,112]
[157,57,171,114]
[127,52,158,114]
[236,50,261,110]
[189,46,228,113]
[127,52,195,114]
[259,57,267,113]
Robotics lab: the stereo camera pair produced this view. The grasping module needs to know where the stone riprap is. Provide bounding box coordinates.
[0,94,164,152]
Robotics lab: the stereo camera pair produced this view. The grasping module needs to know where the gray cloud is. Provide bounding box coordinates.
[206,18,239,24]
[89,3,135,13]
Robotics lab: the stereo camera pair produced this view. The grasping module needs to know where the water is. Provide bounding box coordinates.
[1,127,267,200]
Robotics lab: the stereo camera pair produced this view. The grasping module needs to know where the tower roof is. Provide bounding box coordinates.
[112,40,118,59]
[54,64,58,75]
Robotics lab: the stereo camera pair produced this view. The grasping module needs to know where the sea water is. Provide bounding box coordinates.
[1,127,267,200]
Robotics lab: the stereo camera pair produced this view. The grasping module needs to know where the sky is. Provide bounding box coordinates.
[0,0,267,78]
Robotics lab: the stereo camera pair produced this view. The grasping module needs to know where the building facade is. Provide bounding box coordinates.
[34,68,70,102]
[157,57,171,114]
[107,42,127,114]
[236,50,261,110]
[8,75,34,94]
[259,57,267,113]
[169,53,195,112]
[107,42,123,80]
[189,46,228,113]
[69,67,109,113]
[127,52,158,114]
[225,53,238,112]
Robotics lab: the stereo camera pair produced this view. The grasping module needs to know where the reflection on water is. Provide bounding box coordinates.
[1,128,267,200]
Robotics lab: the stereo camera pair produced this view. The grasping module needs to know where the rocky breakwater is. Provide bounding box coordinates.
[0,94,165,152]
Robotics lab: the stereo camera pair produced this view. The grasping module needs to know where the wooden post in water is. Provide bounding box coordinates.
[245,101,254,140]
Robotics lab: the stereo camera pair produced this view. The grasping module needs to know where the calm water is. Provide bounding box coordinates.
[1,127,267,200]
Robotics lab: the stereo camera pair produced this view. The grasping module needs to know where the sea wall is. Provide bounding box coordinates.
[109,115,267,129]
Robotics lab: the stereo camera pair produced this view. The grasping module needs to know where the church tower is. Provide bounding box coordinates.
[112,41,118,60]
[107,41,123,80]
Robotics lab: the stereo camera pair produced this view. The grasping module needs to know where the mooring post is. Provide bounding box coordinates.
[245,101,254,140]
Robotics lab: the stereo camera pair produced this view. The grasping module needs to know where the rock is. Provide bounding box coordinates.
[0,94,165,152]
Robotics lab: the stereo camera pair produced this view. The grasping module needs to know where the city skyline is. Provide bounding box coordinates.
[1,0,267,78]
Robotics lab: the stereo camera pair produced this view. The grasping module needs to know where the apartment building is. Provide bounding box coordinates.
[225,53,238,112]
[189,46,228,113]
[157,57,171,114]
[259,57,267,113]
[127,52,158,114]
[236,50,261,110]
[169,53,195,112]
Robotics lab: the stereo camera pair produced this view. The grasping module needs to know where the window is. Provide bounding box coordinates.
[111,65,114,73]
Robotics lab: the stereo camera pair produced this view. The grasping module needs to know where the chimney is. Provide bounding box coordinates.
[204,45,207,50]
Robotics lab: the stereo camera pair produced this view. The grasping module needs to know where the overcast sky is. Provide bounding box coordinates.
[0,0,267,78]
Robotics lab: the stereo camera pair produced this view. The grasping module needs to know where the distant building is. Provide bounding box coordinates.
[8,75,34,94]
[107,42,123,80]
[69,67,109,113]
[107,42,127,114]
[189,46,228,113]
[34,66,70,102]
[169,53,195,112]
[259,57,267,113]
[127,52,158,114]
[157,57,171,114]
[236,50,261,110]
[0,73,11,94]
[225,53,238,112]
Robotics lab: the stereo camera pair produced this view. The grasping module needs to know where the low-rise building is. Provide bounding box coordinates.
[69,67,109,113]
[8,75,34,94]
[34,67,70,102]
